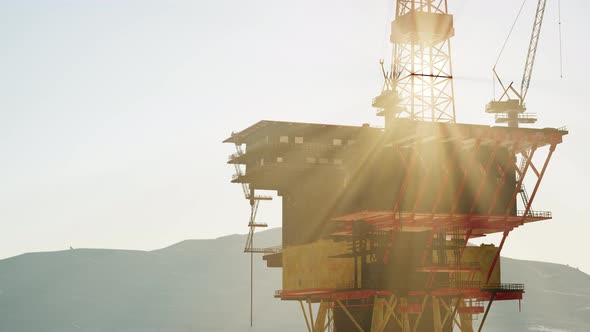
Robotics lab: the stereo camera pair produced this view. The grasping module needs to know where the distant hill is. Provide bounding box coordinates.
[0,228,588,332]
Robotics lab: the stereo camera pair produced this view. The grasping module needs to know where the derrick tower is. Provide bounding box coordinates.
[225,1,567,331]
[373,0,455,126]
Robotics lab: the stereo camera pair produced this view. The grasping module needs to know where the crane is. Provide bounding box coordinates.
[486,0,548,128]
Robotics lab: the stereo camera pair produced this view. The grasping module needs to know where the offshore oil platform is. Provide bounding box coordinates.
[225,1,567,331]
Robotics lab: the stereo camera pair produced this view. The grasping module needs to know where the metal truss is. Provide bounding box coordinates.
[299,300,334,332]
[390,0,456,123]
[393,39,455,122]
[397,0,449,15]
[286,292,483,332]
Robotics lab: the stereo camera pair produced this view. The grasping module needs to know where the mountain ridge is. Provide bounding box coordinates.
[0,227,587,332]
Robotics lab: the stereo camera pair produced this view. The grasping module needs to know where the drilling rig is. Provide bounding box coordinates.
[225,1,566,331]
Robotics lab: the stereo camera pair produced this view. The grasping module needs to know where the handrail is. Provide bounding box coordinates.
[232,171,243,181]
[228,150,245,161]
[246,193,273,200]
[425,261,480,268]
[433,280,482,289]
[432,281,524,292]
[245,245,282,254]
[494,113,537,120]
[481,283,525,292]
[516,210,552,218]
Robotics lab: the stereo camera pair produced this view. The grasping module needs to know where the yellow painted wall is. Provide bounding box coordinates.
[282,240,355,291]
[456,245,501,284]
[430,244,501,284]
[282,240,502,291]
[469,244,501,285]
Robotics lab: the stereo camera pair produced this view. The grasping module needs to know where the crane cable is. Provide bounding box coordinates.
[492,0,564,96]
[492,0,528,99]
[494,0,528,68]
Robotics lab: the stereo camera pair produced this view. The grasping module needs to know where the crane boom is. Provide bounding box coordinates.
[487,0,549,128]
[520,0,548,102]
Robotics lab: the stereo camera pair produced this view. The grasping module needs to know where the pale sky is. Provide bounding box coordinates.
[1,0,589,273]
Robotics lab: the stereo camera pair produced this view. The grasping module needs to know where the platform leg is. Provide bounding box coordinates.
[371,298,385,332]
[458,299,474,332]
[314,301,330,332]
[432,296,443,332]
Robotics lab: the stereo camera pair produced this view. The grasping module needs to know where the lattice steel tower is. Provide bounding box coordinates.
[373,0,456,126]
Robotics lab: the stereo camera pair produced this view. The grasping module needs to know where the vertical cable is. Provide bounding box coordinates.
[250,249,253,327]
[492,0,527,101]
[492,72,496,100]
[558,0,563,78]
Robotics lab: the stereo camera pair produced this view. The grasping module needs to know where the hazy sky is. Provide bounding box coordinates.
[1,0,589,273]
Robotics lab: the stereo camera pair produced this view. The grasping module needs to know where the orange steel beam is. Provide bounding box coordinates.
[478,292,496,332]
[412,151,434,214]
[485,230,510,284]
[432,142,462,214]
[383,225,400,264]
[523,150,541,177]
[426,270,436,289]
[282,288,523,304]
[521,143,557,221]
[333,212,549,233]
[421,228,436,265]
[505,143,539,216]
[458,229,472,264]
[385,143,420,264]
[451,139,482,215]
[393,143,420,213]
[469,141,501,214]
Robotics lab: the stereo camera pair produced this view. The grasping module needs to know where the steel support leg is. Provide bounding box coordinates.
[451,139,482,215]
[371,298,385,332]
[411,295,429,332]
[400,297,411,332]
[336,300,366,332]
[521,143,557,220]
[505,144,538,215]
[486,230,509,284]
[382,296,401,329]
[478,293,496,332]
[432,296,443,332]
[314,302,330,332]
[300,300,312,332]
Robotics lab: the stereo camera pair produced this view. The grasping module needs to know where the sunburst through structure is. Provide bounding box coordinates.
[225,1,567,331]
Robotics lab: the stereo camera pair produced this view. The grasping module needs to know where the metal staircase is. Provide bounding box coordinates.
[231,143,276,253]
